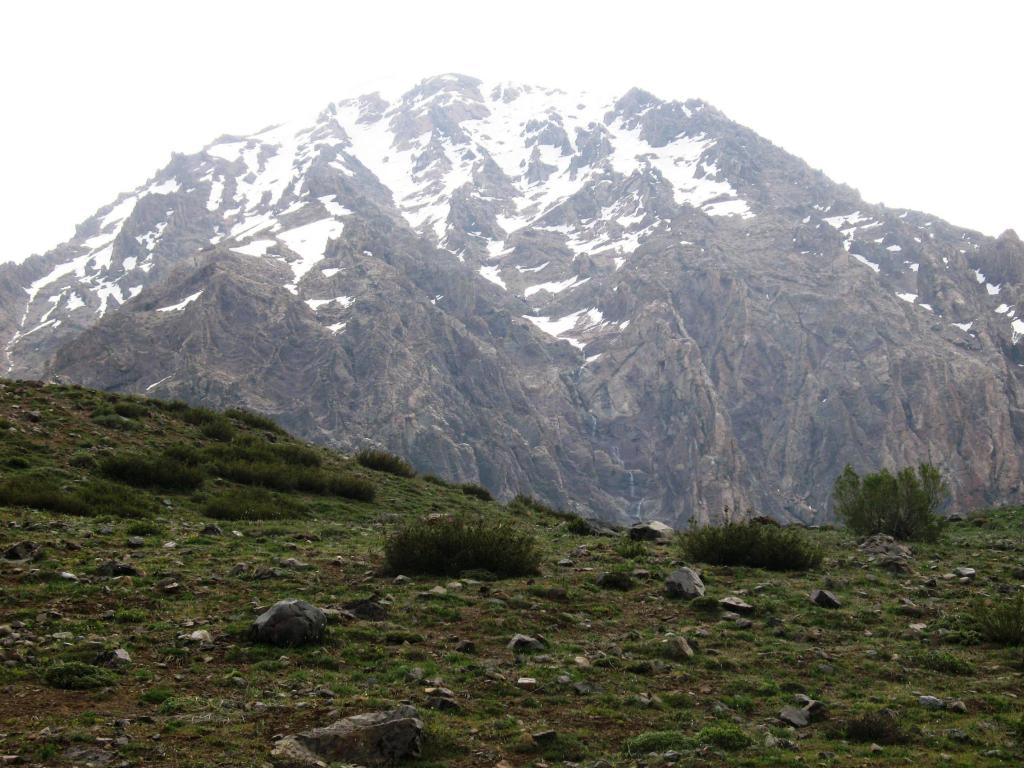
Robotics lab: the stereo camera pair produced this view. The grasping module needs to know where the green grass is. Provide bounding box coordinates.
[1,380,1023,768]
[971,593,1024,645]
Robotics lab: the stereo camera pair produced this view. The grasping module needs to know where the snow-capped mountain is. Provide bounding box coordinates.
[5,73,1024,524]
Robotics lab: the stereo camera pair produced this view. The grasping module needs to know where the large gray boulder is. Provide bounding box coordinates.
[271,705,423,767]
[629,521,675,542]
[250,599,327,647]
[665,567,705,599]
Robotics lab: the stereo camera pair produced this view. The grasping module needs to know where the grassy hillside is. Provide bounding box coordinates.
[0,380,1022,767]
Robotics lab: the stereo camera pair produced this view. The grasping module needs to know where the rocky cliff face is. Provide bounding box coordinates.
[6,74,1024,524]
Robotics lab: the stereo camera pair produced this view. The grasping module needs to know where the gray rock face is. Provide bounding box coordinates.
[10,74,1024,526]
[271,705,423,767]
[665,567,705,599]
[250,599,327,647]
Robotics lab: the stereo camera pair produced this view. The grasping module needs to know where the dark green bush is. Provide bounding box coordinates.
[907,649,973,675]
[680,521,822,571]
[203,487,308,521]
[325,474,376,502]
[460,482,493,501]
[623,731,692,757]
[225,408,287,435]
[181,406,221,426]
[696,724,751,751]
[125,520,164,536]
[44,661,117,690]
[99,453,204,491]
[0,474,150,518]
[971,593,1024,645]
[6,456,30,469]
[384,514,541,577]
[113,401,148,419]
[199,417,234,442]
[91,413,139,431]
[832,463,947,541]
[422,474,452,487]
[507,493,558,516]
[841,709,907,744]
[68,450,97,469]
[356,448,415,477]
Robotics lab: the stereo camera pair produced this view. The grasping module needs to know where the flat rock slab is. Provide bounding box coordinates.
[271,705,423,767]
[718,596,754,615]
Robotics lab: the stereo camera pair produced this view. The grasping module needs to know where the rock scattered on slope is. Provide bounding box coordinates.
[628,521,674,542]
[665,567,705,599]
[270,705,423,767]
[250,599,327,647]
[809,589,841,609]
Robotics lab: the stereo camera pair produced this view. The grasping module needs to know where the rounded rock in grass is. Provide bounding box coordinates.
[249,599,327,647]
[665,567,705,599]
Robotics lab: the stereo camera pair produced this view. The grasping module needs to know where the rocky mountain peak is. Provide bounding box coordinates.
[3,74,1023,526]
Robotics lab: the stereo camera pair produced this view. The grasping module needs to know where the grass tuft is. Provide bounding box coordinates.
[680,520,822,571]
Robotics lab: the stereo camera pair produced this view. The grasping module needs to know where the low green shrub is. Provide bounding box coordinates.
[125,520,164,536]
[422,474,452,487]
[624,731,692,756]
[113,401,148,419]
[680,520,822,571]
[99,453,204,491]
[91,413,139,431]
[203,487,308,521]
[225,408,287,435]
[0,474,151,518]
[832,463,947,541]
[356,448,415,477]
[6,456,30,469]
[325,474,376,502]
[384,514,541,577]
[181,406,221,426]
[971,593,1024,645]
[44,661,117,690]
[460,482,493,501]
[907,649,973,675]
[199,417,234,442]
[696,724,751,751]
[841,709,907,744]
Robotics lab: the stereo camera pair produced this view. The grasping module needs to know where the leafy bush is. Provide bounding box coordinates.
[68,450,97,469]
[199,417,234,442]
[225,408,287,435]
[971,593,1024,645]
[356,448,415,477]
[460,482,493,501]
[325,474,376,502]
[680,521,822,571]
[384,514,541,577]
[203,487,308,521]
[507,493,558,516]
[832,463,948,541]
[841,709,907,744]
[623,731,692,757]
[113,401,148,419]
[696,724,751,751]
[614,538,649,560]
[0,474,151,518]
[44,661,117,690]
[421,474,452,487]
[99,453,204,491]
[90,413,139,431]
[181,406,222,426]
[907,649,973,675]
[125,520,164,536]
[6,456,30,469]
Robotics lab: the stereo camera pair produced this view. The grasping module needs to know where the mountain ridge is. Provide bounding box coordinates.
[4,73,1024,525]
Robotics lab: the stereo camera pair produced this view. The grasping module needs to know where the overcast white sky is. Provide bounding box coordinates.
[2,1,1020,262]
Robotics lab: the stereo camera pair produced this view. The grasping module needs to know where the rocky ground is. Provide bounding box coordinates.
[1,380,1023,767]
